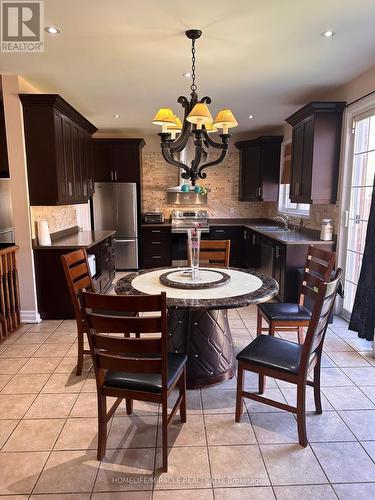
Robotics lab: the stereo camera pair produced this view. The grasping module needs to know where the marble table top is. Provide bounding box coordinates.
[115,267,279,310]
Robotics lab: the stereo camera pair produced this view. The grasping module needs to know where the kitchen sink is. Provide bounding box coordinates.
[253,226,292,232]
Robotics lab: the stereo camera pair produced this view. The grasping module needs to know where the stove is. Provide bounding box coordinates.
[171,209,210,234]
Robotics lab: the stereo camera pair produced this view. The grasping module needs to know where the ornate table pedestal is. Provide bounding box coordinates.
[168,308,234,388]
[115,267,278,389]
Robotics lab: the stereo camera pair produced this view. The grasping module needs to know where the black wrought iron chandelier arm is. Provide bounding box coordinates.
[160,141,190,175]
[198,145,229,178]
[202,129,229,149]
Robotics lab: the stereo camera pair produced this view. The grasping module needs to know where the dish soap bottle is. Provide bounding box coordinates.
[320,219,333,241]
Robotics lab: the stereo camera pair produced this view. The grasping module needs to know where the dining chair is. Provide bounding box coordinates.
[257,245,335,343]
[79,290,188,471]
[235,268,343,447]
[61,249,94,376]
[188,239,231,268]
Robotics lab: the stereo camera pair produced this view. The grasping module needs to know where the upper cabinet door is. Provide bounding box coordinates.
[236,136,283,202]
[93,139,145,183]
[286,102,345,204]
[20,94,97,206]
[93,141,115,182]
[239,146,262,201]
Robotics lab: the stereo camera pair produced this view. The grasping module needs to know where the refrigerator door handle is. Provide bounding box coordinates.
[113,238,136,243]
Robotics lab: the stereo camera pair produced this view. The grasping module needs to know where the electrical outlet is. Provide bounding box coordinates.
[229,207,235,214]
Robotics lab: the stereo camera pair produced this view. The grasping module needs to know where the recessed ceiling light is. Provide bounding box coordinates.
[113,114,120,118]
[45,26,61,34]
[249,114,254,119]
[182,72,191,78]
[321,30,335,38]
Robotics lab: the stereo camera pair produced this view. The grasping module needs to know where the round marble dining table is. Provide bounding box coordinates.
[115,267,278,389]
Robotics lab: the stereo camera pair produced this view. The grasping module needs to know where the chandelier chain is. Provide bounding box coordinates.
[191,39,197,93]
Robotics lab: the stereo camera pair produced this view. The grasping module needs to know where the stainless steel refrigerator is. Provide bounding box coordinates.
[92,182,138,270]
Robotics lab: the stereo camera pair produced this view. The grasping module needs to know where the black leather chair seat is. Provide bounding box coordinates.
[258,302,312,322]
[236,335,303,374]
[104,353,187,393]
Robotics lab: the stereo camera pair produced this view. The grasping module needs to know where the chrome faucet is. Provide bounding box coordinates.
[273,215,289,230]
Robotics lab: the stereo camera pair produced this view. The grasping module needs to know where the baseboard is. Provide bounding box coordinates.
[20,310,42,324]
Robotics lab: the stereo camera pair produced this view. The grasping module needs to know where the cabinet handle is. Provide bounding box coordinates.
[295,182,300,195]
[68,182,73,197]
[110,171,114,181]
[215,229,225,233]
[275,246,280,259]
[151,230,161,233]
[152,241,161,244]
[257,186,261,197]
[252,234,256,245]
[83,184,87,197]
[114,171,118,181]
[152,256,161,259]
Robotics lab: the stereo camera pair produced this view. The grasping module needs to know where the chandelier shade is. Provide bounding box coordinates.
[186,102,213,127]
[152,29,238,185]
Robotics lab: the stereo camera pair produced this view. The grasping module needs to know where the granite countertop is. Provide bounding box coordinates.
[143,218,334,245]
[115,267,279,310]
[33,229,116,250]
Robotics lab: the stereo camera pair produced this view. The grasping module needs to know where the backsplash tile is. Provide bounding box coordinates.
[141,150,338,229]
[30,205,77,239]
[142,151,275,219]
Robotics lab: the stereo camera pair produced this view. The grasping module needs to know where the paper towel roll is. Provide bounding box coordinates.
[37,220,51,246]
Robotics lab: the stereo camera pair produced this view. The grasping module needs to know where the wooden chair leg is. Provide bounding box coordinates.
[179,367,187,423]
[235,363,244,422]
[298,326,305,344]
[313,361,323,414]
[256,309,262,337]
[162,399,168,472]
[269,322,275,336]
[297,383,308,447]
[97,394,107,460]
[259,374,265,395]
[76,329,84,376]
[126,399,133,415]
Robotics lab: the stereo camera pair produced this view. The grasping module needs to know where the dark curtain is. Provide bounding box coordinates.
[349,175,375,341]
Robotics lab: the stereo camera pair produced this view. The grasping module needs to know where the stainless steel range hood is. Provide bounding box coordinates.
[166,140,208,205]
[167,189,208,205]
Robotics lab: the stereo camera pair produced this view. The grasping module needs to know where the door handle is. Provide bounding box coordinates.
[344,210,349,228]
[113,239,136,243]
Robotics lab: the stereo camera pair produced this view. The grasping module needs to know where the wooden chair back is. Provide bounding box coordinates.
[301,268,343,370]
[61,249,94,332]
[299,245,335,307]
[79,291,168,386]
[188,240,231,268]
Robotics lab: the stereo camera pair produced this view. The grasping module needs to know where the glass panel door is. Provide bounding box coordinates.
[343,112,375,316]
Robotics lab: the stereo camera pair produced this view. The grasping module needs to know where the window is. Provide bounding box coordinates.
[342,110,375,315]
[278,141,310,216]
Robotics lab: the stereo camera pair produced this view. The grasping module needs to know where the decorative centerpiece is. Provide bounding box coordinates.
[188,227,201,281]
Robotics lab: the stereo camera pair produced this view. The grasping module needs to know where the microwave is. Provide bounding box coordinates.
[143,212,165,224]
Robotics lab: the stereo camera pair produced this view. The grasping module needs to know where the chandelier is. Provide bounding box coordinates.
[152,29,238,186]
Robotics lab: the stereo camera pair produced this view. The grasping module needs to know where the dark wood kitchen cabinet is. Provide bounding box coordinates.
[286,101,345,204]
[141,226,172,268]
[19,94,97,205]
[34,235,114,319]
[0,101,9,178]
[210,226,244,267]
[235,136,283,201]
[93,138,145,183]
[242,228,261,268]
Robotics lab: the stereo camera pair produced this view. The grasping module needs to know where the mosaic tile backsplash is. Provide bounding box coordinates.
[141,151,338,231]
[30,205,77,239]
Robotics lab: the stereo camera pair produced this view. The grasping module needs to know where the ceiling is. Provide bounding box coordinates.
[1,0,375,136]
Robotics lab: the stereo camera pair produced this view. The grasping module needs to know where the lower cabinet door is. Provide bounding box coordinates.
[114,238,138,270]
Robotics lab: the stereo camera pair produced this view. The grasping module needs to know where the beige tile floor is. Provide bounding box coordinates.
[0,306,374,499]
